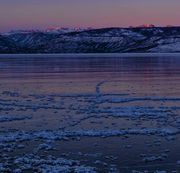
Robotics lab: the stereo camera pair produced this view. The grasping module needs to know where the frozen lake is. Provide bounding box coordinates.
[0,54,180,172]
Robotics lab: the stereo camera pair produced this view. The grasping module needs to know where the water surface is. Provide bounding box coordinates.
[0,54,179,172]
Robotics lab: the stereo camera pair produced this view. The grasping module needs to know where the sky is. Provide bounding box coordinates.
[0,0,180,32]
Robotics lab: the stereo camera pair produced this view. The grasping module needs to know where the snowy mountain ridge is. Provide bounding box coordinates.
[1,27,180,53]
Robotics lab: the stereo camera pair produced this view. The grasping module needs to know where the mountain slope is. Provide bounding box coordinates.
[0,35,19,53]
[1,27,180,53]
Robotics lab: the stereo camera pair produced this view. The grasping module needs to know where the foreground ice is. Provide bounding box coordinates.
[0,77,180,172]
[0,128,179,143]
[1,154,96,173]
[0,54,180,173]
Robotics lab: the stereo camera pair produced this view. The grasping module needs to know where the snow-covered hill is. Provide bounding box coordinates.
[1,27,180,53]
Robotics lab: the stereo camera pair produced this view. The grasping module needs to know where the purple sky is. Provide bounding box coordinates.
[0,0,180,32]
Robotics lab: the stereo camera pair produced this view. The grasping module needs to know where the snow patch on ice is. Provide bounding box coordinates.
[0,128,178,143]
[13,155,96,173]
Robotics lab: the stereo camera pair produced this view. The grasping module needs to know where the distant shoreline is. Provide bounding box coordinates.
[0,53,180,58]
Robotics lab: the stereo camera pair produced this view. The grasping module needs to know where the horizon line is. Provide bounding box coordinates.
[1,25,180,34]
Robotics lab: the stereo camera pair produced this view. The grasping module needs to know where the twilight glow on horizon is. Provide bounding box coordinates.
[0,0,180,32]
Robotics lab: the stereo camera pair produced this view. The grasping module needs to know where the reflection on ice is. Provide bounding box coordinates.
[0,55,180,172]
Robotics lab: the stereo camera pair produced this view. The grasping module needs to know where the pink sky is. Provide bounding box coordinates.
[0,0,180,32]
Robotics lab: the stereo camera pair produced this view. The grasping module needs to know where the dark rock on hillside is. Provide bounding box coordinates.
[1,27,180,53]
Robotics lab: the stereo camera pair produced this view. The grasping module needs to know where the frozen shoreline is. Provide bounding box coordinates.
[0,53,180,58]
